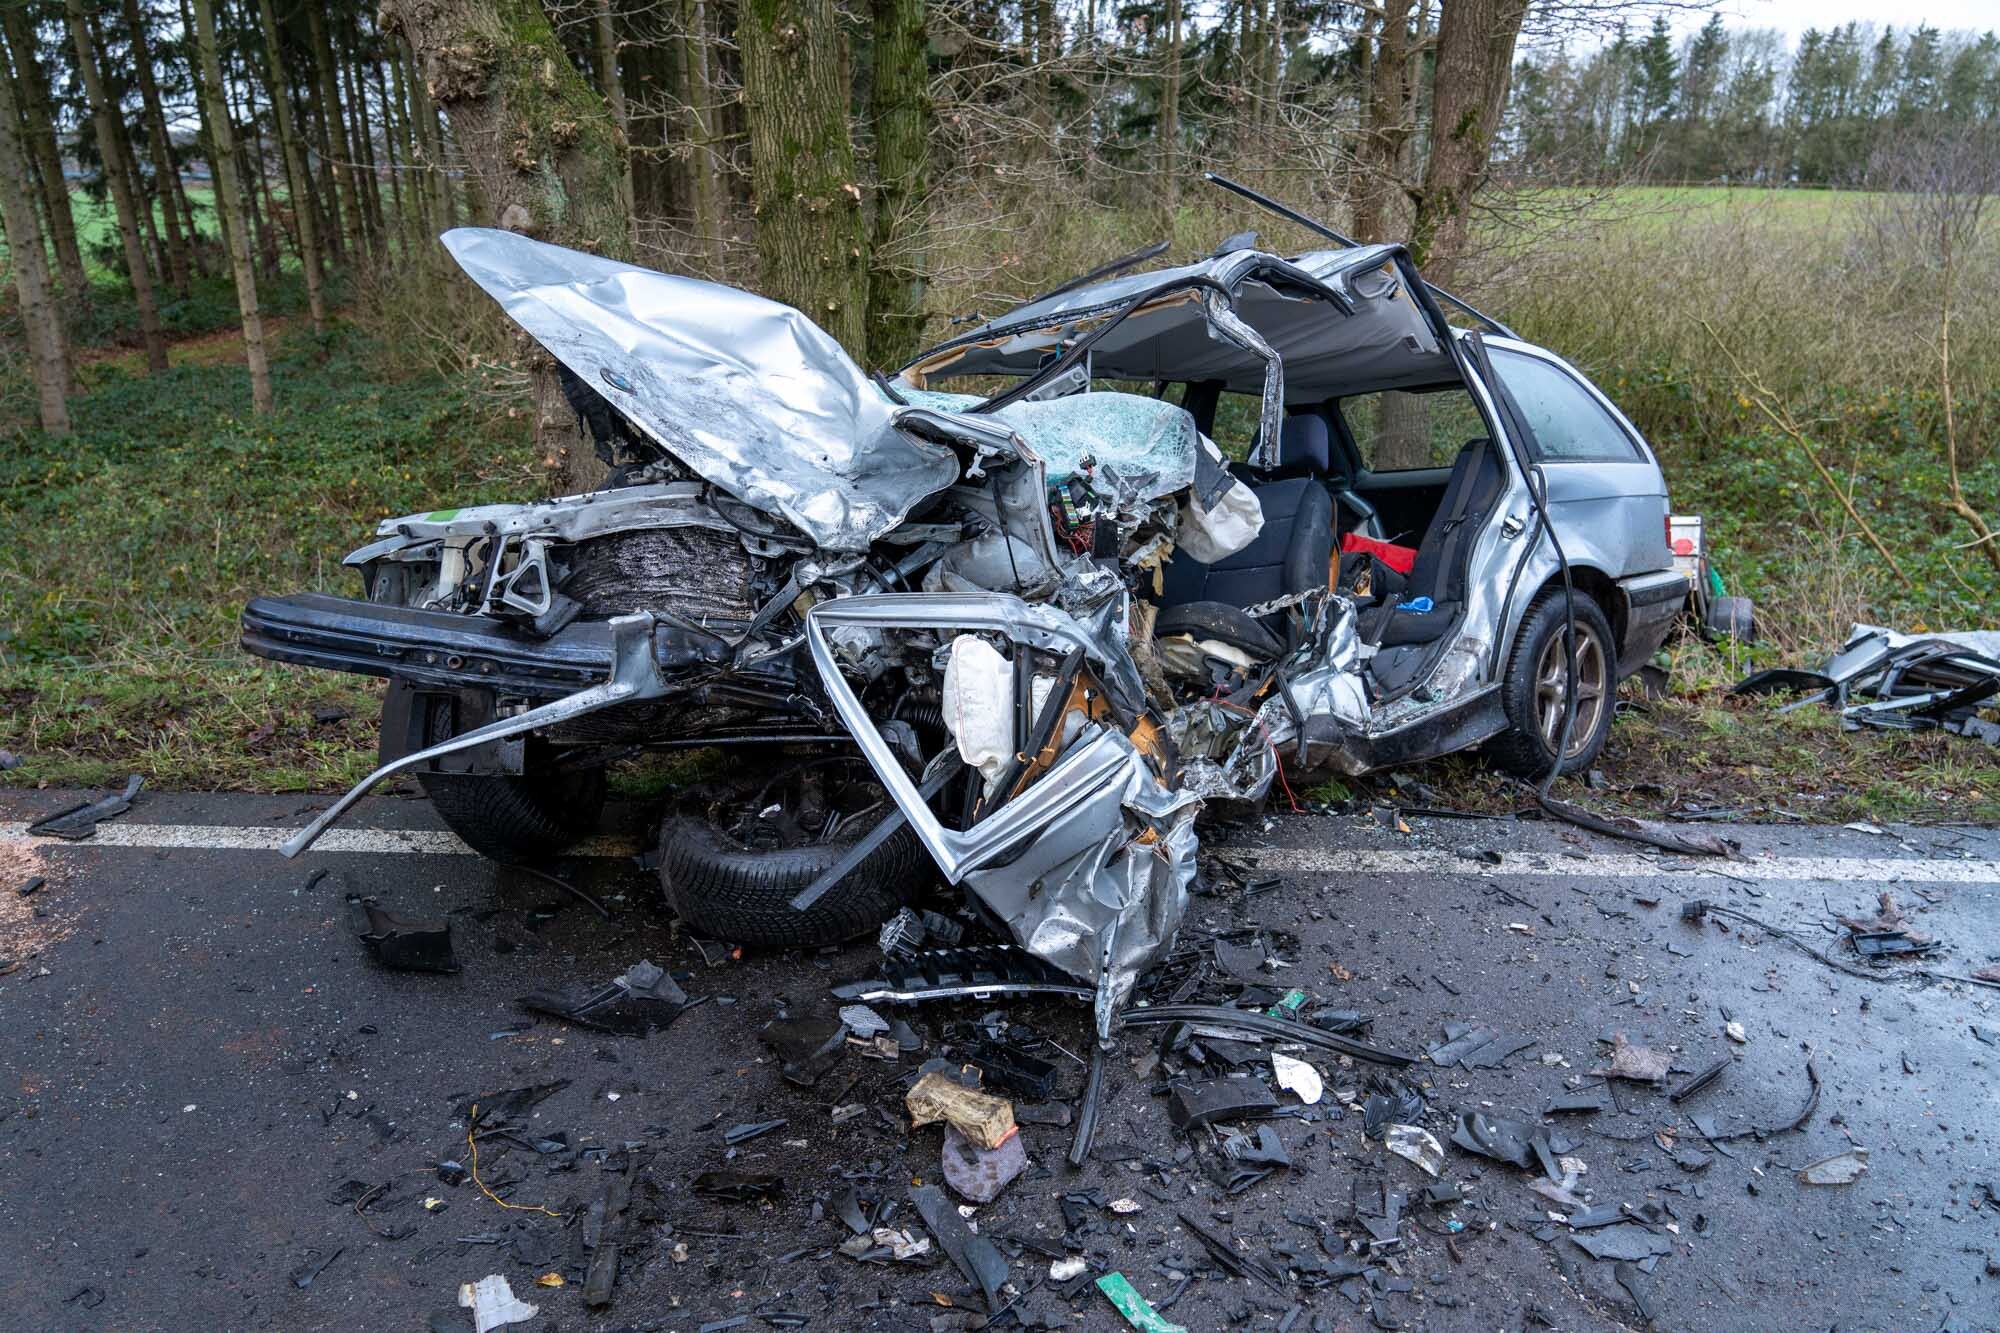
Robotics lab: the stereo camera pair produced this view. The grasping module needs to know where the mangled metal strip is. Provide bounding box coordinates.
[805,592,1197,1040]
[280,614,674,857]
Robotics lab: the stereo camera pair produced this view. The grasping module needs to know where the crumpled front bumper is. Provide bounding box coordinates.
[805,593,1199,1041]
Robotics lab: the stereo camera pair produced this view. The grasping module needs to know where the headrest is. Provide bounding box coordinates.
[1275,414,1331,475]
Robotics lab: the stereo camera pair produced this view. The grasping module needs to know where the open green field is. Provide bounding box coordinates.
[1,185,1994,819]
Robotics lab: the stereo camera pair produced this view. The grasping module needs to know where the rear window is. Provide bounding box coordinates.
[1338,387,1486,472]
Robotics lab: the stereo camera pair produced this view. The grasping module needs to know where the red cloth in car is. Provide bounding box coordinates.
[1340,533,1418,575]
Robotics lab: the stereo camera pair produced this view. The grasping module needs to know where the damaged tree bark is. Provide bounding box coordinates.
[739,0,870,355]
[1407,0,1527,287]
[385,0,632,494]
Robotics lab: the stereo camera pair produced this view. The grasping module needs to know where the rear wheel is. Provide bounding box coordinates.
[657,759,932,949]
[395,691,607,863]
[1490,589,1616,779]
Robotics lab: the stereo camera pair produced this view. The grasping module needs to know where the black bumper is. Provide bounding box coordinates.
[241,593,612,697]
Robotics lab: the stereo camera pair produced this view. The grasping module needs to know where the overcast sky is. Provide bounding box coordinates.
[1665,0,1998,38]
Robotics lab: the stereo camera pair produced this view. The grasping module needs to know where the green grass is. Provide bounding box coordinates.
[0,321,535,791]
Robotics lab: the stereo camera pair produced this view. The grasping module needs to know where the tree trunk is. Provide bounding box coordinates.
[738,0,869,352]
[1158,0,1181,224]
[369,35,407,251]
[193,0,274,413]
[1408,0,1528,286]
[307,3,362,260]
[340,28,385,254]
[126,141,172,292]
[0,48,69,433]
[386,0,632,494]
[593,0,635,221]
[865,0,929,368]
[678,0,722,272]
[402,32,448,238]
[255,0,327,330]
[65,0,168,372]
[387,38,430,249]
[232,66,285,281]
[123,0,193,296]
[0,7,88,309]
[1350,0,1413,243]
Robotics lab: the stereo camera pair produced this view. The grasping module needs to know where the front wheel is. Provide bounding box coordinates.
[392,688,607,863]
[656,759,932,949]
[1489,589,1617,779]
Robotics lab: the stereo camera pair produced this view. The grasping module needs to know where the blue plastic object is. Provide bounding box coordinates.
[1400,596,1435,614]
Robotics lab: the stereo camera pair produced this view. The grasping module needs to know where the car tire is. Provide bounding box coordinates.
[400,691,607,863]
[656,806,932,950]
[1490,588,1617,779]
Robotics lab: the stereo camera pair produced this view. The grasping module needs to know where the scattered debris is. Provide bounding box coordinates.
[1270,1052,1323,1105]
[838,1003,891,1038]
[1668,1055,1731,1104]
[348,898,460,973]
[1570,1225,1674,1262]
[693,1171,784,1202]
[907,1071,1017,1150]
[1096,1272,1187,1332]
[459,1274,538,1332]
[25,775,143,840]
[1051,1256,1089,1282]
[1177,1210,1285,1291]
[1383,1124,1445,1177]
[1797,1147,1869,1185]
[288,1246,343,1290]
[1595,1032,1672,1084]
[521,959,687,1036]
[1166,1076,1278,1131]
[761,1012,849,1086]
[941,1122,1028,1203]
[1429,1022,1536,1069]
[1740,625,2000,740]
[911,1184,1008,1310]
[1450,1112,1550,1171]
[968,1039,1060,1099]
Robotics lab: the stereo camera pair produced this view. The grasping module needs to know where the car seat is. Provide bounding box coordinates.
[1356,439,1503,648]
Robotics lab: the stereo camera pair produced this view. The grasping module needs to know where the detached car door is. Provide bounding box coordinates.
[1482,340,1669,580]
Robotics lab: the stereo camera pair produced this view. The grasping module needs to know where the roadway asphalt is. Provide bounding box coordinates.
[2,787,1996,1332]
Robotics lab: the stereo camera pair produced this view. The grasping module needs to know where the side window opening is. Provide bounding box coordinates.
[1336,386,1487,472]
[1487,349,1641,462]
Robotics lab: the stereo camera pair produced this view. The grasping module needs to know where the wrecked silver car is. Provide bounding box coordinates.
[243,217,1683,1034]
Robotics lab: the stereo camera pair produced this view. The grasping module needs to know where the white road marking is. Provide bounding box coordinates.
[0,821,640,859]
[3,820,1997,883]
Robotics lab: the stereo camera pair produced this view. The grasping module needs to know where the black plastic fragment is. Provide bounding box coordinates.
[694,1171,784,1202]
[1450,1111,1547,1171]
[1178,1210,1286,1291]
[1570,1224,1673,1262]
[969,1040,1060,1100]
[1068,1043,1108,1168]
[26,774,142,840]
[724,1119,788,1146]
[1221,1124,1291,1167]
[760,1013,849,1086]
[1542,1090,1608,1115]
[1668,1055,1731,1104]
[1167,1076,1278,1131]
[912,1183,1008,1311]
[347,897,460,973]
[520,959,687,1035]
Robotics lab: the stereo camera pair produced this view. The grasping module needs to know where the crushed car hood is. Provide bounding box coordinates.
[443,228,962,551]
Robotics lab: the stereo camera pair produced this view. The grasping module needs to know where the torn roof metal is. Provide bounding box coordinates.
[904,244,1457,402]
[443,227,963,552]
